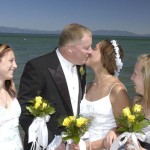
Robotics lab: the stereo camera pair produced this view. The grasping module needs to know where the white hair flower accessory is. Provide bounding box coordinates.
[111,40,123,77]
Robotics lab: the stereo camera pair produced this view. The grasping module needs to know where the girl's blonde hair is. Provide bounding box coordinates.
[138,54,150,108]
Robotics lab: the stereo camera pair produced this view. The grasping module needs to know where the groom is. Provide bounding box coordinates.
[17,23,92,150]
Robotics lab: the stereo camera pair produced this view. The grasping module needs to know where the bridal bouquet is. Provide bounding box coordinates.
[110,104,150,150]
[26,96,55,150]
[59,116,90,144]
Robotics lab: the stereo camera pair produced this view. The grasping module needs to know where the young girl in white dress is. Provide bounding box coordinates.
[0,44,23,150]
[129,54,150,150]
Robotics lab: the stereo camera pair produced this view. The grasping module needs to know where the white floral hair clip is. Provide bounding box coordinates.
[111,40,123,77]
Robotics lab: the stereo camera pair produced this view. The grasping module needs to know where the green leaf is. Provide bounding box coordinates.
[63,136,71,141]
[117,127,129,132]
[133,123,139,132]
[137,120,150,131]
[72,136,80,144]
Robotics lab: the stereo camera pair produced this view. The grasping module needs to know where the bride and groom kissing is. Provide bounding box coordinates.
[18,23,130,150]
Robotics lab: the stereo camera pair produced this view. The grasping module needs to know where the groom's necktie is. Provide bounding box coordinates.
[70,65,79,116]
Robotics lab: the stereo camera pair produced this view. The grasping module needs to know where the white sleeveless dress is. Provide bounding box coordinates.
[80,83,120,142]
[0,98,23,150]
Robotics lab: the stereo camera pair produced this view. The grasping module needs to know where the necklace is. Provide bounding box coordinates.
[93,75,111,86]
[0,90,8,108]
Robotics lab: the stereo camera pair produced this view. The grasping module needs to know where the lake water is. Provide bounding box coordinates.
[0,33,150,99]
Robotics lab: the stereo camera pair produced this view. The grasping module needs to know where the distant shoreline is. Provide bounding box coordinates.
[0,26,150,37]
[1,32,150,38]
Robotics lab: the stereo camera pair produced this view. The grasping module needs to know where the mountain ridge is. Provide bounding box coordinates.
[0,26,150,37]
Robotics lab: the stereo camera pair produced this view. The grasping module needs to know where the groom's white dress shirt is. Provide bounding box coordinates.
[56,48,79,116]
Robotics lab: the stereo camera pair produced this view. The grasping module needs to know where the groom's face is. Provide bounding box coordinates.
[69,33,92,65]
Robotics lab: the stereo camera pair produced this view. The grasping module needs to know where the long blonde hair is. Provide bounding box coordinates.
[0,44,16,97]
[138,54,150,108]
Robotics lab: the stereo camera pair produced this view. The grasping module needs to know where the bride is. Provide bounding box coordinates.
[0,44,23,150]
[70,39,131,150]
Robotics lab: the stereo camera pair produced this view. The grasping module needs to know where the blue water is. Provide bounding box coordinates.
[0,33,150,99]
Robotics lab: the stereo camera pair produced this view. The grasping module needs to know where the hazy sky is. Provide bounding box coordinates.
[1,0,150,34]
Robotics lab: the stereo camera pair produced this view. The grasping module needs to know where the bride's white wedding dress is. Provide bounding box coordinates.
[0,98,23,150]
[80,83,119,142]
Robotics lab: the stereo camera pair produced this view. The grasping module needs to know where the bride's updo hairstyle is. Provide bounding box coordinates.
[0,44,16,97]
[99,39,124,77]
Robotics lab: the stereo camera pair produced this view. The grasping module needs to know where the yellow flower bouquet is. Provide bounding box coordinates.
[26,96,55,117]
[110,104,150,150]
[116,104,150,133]
[26,96,55,150]
[59,116,90,144]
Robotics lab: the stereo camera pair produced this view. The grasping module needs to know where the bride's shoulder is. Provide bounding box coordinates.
[109,81,127,95]
[109,76,125,89]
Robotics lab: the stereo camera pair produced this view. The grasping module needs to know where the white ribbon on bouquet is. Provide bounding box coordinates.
[28,115,50,150]
[61,132,86,150]
[110,132,147,150]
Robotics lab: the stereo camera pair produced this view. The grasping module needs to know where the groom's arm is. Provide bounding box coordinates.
[17,60,42,134]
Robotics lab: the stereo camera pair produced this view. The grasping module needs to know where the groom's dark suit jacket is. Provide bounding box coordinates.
[17,49,86,150]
